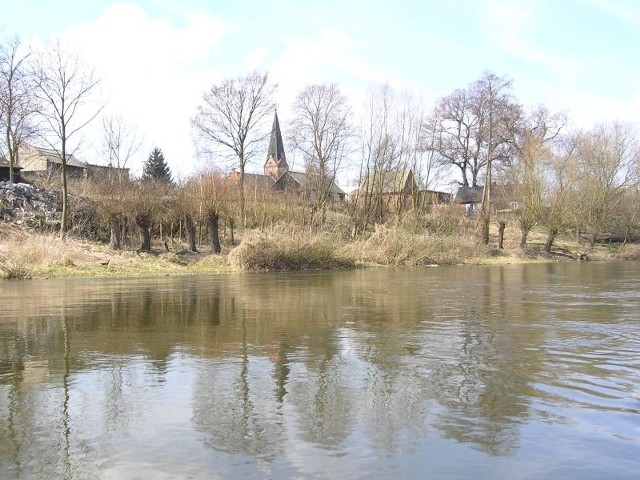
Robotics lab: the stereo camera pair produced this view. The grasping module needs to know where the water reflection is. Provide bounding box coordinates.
[1,263,640,479]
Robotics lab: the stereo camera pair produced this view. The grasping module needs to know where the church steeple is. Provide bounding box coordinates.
[264,111,289,179]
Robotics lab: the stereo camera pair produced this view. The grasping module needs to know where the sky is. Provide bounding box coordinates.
[3,0,640,189]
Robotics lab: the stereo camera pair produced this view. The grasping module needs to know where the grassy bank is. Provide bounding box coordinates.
[0,221,634,280]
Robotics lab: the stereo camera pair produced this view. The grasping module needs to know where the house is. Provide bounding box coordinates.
[272,170,346,201]
[228,111,345,201]
[454,184,519,215]
[85,163,130,182]
[0,157,23,182]
[454,185,484,214]
[357,169,417,212]
[355,169,452,213]
[18,144,89,179]
[17,144,128,181]
[420,189,453,211]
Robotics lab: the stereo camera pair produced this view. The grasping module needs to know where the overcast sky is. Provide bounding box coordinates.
[3,0,640,188]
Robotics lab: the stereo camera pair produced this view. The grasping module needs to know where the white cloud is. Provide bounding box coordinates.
[268,30,373,112]
[245,47,271,71]
[59,2,226,177]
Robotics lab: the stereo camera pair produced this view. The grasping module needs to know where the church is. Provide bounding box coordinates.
[229,112,346,201]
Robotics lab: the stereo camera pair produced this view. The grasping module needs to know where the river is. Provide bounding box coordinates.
[1,262,639,479]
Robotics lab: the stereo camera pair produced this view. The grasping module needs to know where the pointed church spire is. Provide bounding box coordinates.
[264,110,289,180]
[267,110,286,163]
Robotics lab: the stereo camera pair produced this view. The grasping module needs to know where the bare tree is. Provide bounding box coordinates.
[473,72,521,245]
[289,83,354,224]
[572,122,640,246]
[133,180,166,252]
[354,84,399,231]
[102,114,142,182]
[94,115,142,249]
[505,106,567,247]
[394,92,438,213]
[427,87,479,188]
[191,71,276,227]
[34,38,102,238]
[196,168,228,253]
[353,85,436,230]
[173,179,198,252]
[0,36,39,183]
[539,140,579,253]
[426,72,520,243]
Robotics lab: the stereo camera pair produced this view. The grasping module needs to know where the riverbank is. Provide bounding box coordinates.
[2,221,637,280]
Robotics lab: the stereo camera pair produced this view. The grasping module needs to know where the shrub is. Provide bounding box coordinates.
[345,224,482,266]
[228,227,355,270]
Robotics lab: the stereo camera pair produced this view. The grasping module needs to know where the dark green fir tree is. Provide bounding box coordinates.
[142,147,172,183]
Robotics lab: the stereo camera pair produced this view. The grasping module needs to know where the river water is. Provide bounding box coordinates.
[0,262,639,479]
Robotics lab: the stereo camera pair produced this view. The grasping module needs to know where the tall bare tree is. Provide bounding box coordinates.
[427,86,479,188]
[505,106,567,247]
[426,72,521,243]
[191,71,276,227]
[0,36,39,183]
[572,122,639,246]
[395,92,439,213]
[354,85,435,229]
[96,115,142,249]
[354,84,399,231]
[34,39,102,238]
[473,72,521,244]
[539,144,579,252]
[289,83,354,224]
[102,114,142,182]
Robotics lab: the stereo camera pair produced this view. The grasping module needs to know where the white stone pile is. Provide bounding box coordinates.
[0,181,61,229]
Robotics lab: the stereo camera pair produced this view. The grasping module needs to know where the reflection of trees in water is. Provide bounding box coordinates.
[0,266,558,470]
[415,266,547,456]
[287,328,354,447]
[191,349,287,459]
[342,266,548,456]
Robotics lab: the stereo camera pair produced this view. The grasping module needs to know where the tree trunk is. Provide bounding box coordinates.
[477,210,490,245]
[60,151,69,240]
[543,228,557,253]
[498,221,506,249]
[207,212,221,254]
[185,214,197,252]
[136,214,152,252]
[229,217,235,245]
[109,215,122,250]
[239,161,246,228]
[519,225,530,248]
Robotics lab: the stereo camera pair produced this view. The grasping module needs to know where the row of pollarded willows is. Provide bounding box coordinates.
[2,166,637,280]
[3,194,626,280]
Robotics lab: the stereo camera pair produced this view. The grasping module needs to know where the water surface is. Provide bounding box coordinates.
[1,262,639,479]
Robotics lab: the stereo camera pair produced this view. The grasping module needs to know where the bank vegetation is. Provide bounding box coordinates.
[2,36,640,280]
[1,173,638,281]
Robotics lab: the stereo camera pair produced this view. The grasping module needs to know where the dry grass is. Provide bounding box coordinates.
[228,226,355,270]
[344,224,485,266]
[611,244,640,261]
[0,232,73,279]
[1,216,637,280]
[0,226,228,280]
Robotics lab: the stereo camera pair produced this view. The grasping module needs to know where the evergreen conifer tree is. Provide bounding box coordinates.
[142,147,172,183]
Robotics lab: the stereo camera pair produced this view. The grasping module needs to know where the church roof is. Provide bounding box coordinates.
[266,111,287,164]
[274,171,346,195]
